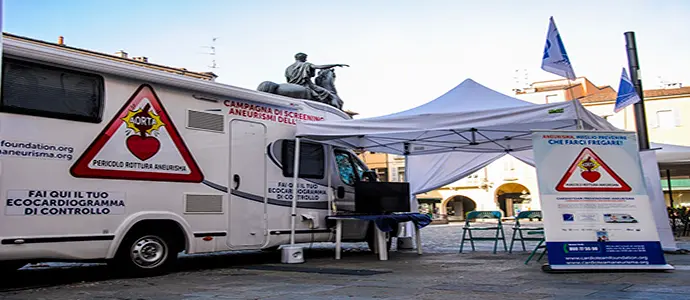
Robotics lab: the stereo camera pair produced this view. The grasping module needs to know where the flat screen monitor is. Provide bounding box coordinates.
[354,181,410,214]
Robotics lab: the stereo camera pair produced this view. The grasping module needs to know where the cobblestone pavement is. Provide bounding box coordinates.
[2,223,690,299]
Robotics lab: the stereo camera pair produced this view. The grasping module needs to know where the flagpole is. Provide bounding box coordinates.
[565,78,575,101]
[624,31,650,151]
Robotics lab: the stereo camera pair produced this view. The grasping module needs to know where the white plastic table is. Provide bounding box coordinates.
[327,214,423,261]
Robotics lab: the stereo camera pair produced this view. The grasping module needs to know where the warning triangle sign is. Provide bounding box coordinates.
[70,84,204,182]
[555,147,630,192]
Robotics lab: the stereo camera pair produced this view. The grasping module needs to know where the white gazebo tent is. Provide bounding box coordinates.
[654,142,690,246]
[297,79,616,155]
[288,78,619,249]
[655,142,690,213]
[655,142,690,177]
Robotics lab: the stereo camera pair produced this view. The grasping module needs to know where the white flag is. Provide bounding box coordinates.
[541,17,576,80]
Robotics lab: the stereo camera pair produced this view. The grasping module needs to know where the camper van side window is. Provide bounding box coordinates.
[281,140,325,179]
[1,58,104,123]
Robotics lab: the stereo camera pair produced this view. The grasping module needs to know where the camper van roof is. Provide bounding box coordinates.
[2,33,351,120]
[3,33,217,81]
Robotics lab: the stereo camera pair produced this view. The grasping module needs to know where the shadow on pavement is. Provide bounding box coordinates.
[0,247,371,292]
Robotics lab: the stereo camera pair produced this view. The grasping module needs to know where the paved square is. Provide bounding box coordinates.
[1,224,689,300]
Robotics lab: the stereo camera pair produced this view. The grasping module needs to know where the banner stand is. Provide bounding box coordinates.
[532,130,674,272]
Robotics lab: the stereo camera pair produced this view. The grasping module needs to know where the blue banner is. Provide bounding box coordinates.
[546,241,667,266]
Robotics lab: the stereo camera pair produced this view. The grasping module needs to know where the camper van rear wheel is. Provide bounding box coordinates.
[115,230,177,276]
[129,235,168,269]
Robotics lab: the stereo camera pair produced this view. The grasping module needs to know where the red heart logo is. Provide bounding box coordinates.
[581,170,601,183]
[126,135,161,161]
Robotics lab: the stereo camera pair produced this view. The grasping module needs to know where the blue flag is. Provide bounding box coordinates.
[614,67,641,113]
[541,17,576,80]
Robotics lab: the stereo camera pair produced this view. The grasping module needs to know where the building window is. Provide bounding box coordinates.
[467,174,479,185]
[504,159,515,171]
[503,158,517,181]
[545,94,559,104]
[458,174,480,186]
[1,58,104,123]
[656,110,680,128]
[601,114,626,129]
[398,167,405,182]
[373,168,388,182]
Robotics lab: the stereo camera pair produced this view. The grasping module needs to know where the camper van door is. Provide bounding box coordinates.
[228,119,268,247]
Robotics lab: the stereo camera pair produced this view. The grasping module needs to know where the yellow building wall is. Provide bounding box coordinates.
[358,152,388,169]
[639,96,690,146]
[581,95,690,146]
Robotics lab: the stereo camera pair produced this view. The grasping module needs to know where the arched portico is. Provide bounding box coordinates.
[443,195,477,221]
[495,183,531,217]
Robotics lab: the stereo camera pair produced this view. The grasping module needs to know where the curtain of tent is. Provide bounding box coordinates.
[404,151,503,238]
[640,150,678,251]
[407,152,504,195]
[407,150,537,195]
[508,149,535,167]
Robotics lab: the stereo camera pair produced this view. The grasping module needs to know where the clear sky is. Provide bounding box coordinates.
[4,0,689,118]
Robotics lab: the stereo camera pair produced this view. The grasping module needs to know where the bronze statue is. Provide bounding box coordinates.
[257,53,348,109]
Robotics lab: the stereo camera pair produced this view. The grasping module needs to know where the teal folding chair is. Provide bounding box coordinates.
[524,230,547,265]
[459,211,507,254]
[509,210,544,253]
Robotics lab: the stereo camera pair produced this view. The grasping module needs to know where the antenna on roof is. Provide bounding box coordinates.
[200,37,220,70]
[657,76,668,89]
[657,76,682,89]
[512,68,530,92]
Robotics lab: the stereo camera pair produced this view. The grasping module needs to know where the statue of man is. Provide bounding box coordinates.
[285,52,348,103]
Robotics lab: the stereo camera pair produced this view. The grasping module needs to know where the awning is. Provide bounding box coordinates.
[416,190,444,203]
[661,178,690,191]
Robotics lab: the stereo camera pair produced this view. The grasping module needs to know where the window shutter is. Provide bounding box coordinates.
[674,109,682,127]
[650,111,660,128]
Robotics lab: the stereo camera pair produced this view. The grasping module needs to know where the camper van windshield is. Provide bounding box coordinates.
[335,151,356,185]
[334,150,370,185]
[352,155,367,179]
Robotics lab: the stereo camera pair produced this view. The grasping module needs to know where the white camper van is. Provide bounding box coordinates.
[0,34,390,275]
